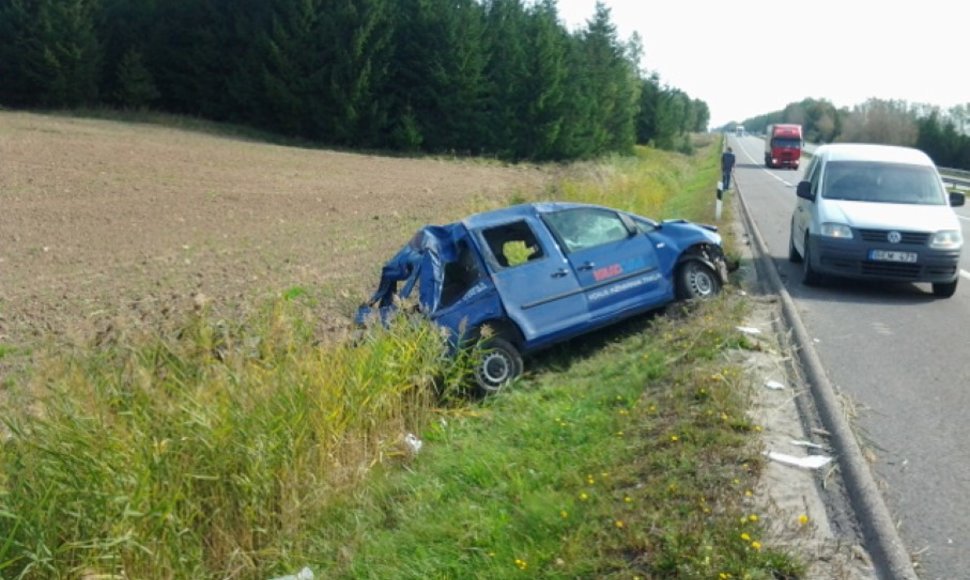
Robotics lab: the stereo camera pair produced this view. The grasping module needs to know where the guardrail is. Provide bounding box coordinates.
[940,167,970,192]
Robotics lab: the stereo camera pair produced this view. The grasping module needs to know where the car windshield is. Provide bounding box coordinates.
[821,161,946,205]
[771,138,800,148]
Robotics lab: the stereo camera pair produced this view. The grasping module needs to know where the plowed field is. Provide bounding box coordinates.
[0,112,551,367]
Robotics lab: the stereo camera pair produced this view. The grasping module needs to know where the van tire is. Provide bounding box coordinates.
[788,225,802,263]
[473,337,523,395]
[932,280,958,298]
[802,234,822,286]
[676,260,721,300]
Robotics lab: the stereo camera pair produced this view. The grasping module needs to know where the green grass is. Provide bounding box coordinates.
[0,135,803,578]
[305,299,801,579]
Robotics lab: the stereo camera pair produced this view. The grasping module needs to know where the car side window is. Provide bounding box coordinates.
[481,220,544,268]
[806,157,822,195]
[544,208,630,253]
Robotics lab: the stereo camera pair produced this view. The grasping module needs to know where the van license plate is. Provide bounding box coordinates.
[869,250,917,263]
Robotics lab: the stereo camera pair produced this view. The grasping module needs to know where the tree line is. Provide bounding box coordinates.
[733,97,970,171]
[0,0,709,161]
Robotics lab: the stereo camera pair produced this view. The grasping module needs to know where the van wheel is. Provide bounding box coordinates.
[802,234,821,286]
[676,261,721,300]
[788,226,802,263]
[932,280,958,298]
[473,337,523,395]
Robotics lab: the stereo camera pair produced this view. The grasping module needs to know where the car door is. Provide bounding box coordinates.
[543,207,666,323]
[475,217,590,344]
[794,156,822,253]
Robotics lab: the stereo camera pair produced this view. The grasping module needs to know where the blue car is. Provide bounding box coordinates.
[357,202,730,393]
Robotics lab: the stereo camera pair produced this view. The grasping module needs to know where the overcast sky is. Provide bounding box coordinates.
[557,0,969,128]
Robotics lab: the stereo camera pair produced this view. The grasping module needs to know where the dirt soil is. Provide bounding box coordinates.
[0,111,552,358]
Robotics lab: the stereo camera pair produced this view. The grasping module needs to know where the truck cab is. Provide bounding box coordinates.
[765,123,803,169]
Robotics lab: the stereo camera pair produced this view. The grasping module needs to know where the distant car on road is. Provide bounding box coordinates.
[788,144,965,297]
[358,202,731,392]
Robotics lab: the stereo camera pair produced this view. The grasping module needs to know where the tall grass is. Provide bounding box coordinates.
[0,299,464,578]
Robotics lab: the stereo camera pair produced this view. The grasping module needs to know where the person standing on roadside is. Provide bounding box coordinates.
[721,147,736,190]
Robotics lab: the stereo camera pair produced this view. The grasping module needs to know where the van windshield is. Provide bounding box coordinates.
[821,161,946,205]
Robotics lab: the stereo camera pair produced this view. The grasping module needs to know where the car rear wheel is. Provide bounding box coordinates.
[473,337,523,395]
[676,260,721,300]
[932,279,958,298]
[802,234,821,286]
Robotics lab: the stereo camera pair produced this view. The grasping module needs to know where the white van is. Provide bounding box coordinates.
[788,144,965,297]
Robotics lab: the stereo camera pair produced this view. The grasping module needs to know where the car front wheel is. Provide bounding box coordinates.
[933,279,958,298]
[473,337,523,395]
[788,225,802,263]
[802,234,822,286]
[676,261,721,300]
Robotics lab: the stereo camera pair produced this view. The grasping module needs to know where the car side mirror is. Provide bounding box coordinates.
[796,180,814,200]
[949,191,965,207]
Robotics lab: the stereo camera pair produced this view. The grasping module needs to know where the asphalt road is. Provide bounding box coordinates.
[729,134,970,579]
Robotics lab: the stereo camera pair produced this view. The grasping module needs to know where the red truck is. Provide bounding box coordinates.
[764,124,803,169]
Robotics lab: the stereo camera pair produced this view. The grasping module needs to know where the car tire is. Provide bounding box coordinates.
[676,260,721,300]
[473,337,523,395]
[932,279,958,298]
[788,225,802,263]
[802,234,821,286]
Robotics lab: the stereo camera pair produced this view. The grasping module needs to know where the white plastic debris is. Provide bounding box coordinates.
[404,433,423,454]
[270,566,314,580]
[736,326,762,335]
[765,451,832,470]
[790,439,825,450]
[764,380,786,390]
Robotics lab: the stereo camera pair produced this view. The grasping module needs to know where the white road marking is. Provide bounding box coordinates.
[961,270,970,281]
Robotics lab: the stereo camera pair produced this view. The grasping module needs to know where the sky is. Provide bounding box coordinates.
[556,0,970,129]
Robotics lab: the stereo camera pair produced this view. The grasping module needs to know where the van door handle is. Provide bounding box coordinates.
[551,268,569,278]
[578,261,595,271]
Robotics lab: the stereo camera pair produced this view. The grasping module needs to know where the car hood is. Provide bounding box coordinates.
[820,200,961,232]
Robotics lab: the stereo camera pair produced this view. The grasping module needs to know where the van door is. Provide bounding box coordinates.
[476,218,590,343]
[543,207,666,323]
[794,156,822,251]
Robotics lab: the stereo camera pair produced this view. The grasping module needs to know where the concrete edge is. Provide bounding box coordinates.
[732,182,919,580]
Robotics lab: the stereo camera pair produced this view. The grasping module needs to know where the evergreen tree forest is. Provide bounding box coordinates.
[0,0,709,161]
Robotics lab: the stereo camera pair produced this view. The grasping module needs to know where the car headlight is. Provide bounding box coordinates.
[930,230,962,250]
[820,223,853,239]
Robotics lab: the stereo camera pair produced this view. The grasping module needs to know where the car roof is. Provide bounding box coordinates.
[814,143,936,167]
[462,201,602,229]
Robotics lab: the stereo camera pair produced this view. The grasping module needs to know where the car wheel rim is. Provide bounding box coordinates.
[689,266,714,297]
[478,351,510,390]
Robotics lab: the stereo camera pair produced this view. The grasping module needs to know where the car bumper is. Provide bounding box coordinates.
[808,234,961,283]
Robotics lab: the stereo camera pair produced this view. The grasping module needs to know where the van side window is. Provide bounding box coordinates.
[481,220,544,268]
[543,208,630,253]
[806,157,822,195]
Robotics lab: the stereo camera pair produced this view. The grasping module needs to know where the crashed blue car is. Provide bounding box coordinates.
[357,202,730,393]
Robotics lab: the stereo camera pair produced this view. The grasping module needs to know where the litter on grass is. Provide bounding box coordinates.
[404,433,424,454]
[736,326,762,335]
[765,451,833,470]
[764,379,786,390]
[790,439,826,450]
[270,567,314,580]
